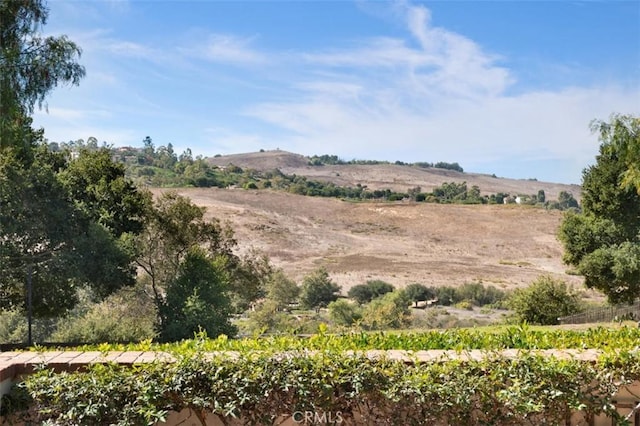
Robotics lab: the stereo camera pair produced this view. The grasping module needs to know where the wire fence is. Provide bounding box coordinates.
[559,301,640,325]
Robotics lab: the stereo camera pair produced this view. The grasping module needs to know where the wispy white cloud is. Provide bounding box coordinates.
[36,0,639,184]
[176,32,267,66]
[106,41,157,59]
[202,34,266,64]
[238,1,638,183]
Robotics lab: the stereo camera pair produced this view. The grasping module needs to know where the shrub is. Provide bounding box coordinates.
[0,309,57,344]
[241,300,297,335]
[347,280,394,305]
[299,268,341,311]
[508,276,583,325]
[347,284,374,305]
[361,291,411,330]
[20,349,640,425]
[455,301,474,311]
[51,286,156,343]
[328,299,361,326]
[404,283,434,306]
[455,282,506,307]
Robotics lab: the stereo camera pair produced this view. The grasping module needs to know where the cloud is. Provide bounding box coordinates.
[179,33,267,65]
[304,3,512,101]
[239,1,638,183]
[106,41,157,59]
[37,0,639,184]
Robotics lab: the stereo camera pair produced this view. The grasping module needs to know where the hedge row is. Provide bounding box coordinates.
[75,325,640,353]
[9,349,640,425]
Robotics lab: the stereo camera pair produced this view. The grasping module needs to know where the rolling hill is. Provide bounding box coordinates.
[207,150,582,201]
[156,151,586,293]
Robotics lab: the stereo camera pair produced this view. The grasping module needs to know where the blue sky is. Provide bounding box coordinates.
[32,0,640,184]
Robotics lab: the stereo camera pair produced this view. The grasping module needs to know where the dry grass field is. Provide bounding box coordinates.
[155,151,587,295]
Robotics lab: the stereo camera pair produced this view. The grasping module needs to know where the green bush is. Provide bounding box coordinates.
[0,309,57,344]
[361,291,411,330]
[454,301,474,311]
[51,286,156,343]
[508,276,583,325]
[300,268,341,311]
[19,349,640,425]
[327,299,361,326]
[347,280,394,304]
[240,300,296,335]
[404,283,434,306]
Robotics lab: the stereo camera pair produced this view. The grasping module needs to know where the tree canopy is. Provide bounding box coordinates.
[559,114,640,303]
[300,267,341,311]
[0,0,85,152]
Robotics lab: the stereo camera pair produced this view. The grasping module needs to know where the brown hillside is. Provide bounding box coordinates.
[207,150,582,201]
[155,187,584,293]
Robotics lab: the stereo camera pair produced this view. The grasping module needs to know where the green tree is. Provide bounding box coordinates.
[135,192,235,330]
[58,148,151,237]
[265,269,299,310]
[0,150,134,316]
[509,276,582,325]
[300,267,341,311]
[0,0,85,152]
[328,299,361,327]
[592,115,640,193]
[557,191,579,210]
[537,190,546,204]
[135,192,268,334]
[222,247,272,313]
[348,280,394,305]
[361,290,411,330]
[404,283,434,307]
[347,284,374,305]
[366,280,395,298]
[559,115,640,303]
[159,248,236,341]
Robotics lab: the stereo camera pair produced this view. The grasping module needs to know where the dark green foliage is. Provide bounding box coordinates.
[0,0,85,152]
[0,149,137,317]
[432,181,469,203]
[347,284,374,305]
[327,299,361,326]
[404,283,434,306]
[559,115,640,303]
[361,290,411,330]
[347,280,394,304]
[159,249,236,341]
[509,276,583,325]
[434,161,464,172]
[455,282,506,307]
[300,267,341,310]
[549,191,579,210]
[264,269,299,310]
[22,348,638,425]
[58,148,151,237]
[136,192,256,336]
[433,286,457,306]
[537,189,546,203]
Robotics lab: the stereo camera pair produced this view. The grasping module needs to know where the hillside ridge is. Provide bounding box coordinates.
[207,150,581,201]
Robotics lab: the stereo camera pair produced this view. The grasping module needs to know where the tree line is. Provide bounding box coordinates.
[308,154,464,172]
[69,138,579,209]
